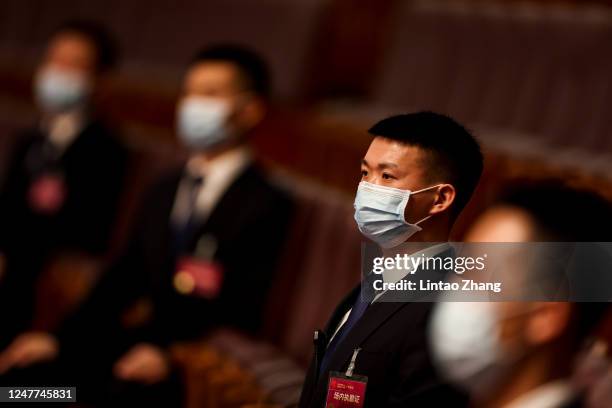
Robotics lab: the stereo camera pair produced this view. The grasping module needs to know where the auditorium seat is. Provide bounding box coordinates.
[263,171,362,364]
[371,0,612,169]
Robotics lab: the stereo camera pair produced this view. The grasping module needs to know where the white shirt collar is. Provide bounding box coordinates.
[173,145,252,222]
[503,380,575,408]
[42,109,86,152]
[185,145,252,181]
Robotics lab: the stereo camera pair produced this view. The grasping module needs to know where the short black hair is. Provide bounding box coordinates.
[368,111,483,218]
[189,44,271,99]
[499,180,612,344]
[52,20,118,73]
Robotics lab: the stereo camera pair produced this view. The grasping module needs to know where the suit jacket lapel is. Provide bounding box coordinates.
[193,163,257,238]
[323,285,360,336]
[324,297,408,374]
[322,245,455,372]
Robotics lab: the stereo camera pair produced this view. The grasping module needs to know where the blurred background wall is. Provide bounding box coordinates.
[2,0,612,229]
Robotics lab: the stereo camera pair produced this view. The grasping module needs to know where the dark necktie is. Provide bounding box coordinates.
[25,137,62,177]
[173,174,203,254]
[318,274,377,375]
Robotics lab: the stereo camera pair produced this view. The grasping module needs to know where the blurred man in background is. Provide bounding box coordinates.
[430,182,612,408]
[0,21,128,350]
[299,112,483,407]
[0,44,294,406]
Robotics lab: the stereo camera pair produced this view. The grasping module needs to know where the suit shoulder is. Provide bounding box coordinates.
[395,301,435,324]
[145,166,183,197]
[9,127,42,152]
[80,120,128,155]
[240,164,294,206]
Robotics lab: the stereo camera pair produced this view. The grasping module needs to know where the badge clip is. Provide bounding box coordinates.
[346,347,361,377]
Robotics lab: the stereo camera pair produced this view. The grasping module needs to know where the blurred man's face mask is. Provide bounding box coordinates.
[177,96,233,150]
[428,302,530,398]
[35,67,91,113]
[353,181,439,248]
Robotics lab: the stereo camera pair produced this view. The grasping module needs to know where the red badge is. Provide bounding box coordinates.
[28,174,67,214]
[325,372,367,408]
[174,256,224,299]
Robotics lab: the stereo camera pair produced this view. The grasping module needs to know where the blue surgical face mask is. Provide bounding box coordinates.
[428,301,527,398]
[353,181,440,248]
[177,97,231,150]
[35,67,90,113]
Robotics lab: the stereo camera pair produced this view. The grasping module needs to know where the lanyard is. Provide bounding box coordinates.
[346,348,361,377]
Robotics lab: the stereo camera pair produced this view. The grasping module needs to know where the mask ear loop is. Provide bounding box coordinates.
[409,184,444,225]
[411,184,444,195]
[413,214,432,226]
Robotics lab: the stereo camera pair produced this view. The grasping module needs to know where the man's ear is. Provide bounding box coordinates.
[90,72,112,109]
[525,302,572,346]
[429,184,456,215]
[238,96,266,130]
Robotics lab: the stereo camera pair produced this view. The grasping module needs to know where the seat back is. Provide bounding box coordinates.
[264,173,362,364]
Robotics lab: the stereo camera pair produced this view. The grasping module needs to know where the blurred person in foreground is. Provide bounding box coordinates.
[299,112,483,407]
[429,182,612,408]
[0,44,294,406]
[0,21,128,350]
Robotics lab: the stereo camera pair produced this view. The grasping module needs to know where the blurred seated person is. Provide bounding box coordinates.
[429,182,612,408]
[0,21,128,349]
[0,44,294,406]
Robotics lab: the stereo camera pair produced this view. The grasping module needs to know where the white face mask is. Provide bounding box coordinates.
[428,302,519,397]
[177,96,232,150]
[35,67,90,113]
[353,181,440,249]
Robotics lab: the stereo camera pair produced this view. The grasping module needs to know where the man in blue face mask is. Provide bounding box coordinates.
[298,111,483,408]
[0,45,293,405]
[0,20,128,354]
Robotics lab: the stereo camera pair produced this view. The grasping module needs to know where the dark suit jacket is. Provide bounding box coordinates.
[562,396,585,408]
[0,120,128,255]
[56,162,294,364]
[298,246,468,408]
[0,120,128,344]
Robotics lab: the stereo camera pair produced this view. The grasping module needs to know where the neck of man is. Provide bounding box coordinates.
[477,343,572,408]
[405,216,451,245]
[193,138,246,163]
[41,104,87,127]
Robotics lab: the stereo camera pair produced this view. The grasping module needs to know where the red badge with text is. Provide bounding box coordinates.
[173,256,224,299]
[325,372,367,408]
[28,174,67,214]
